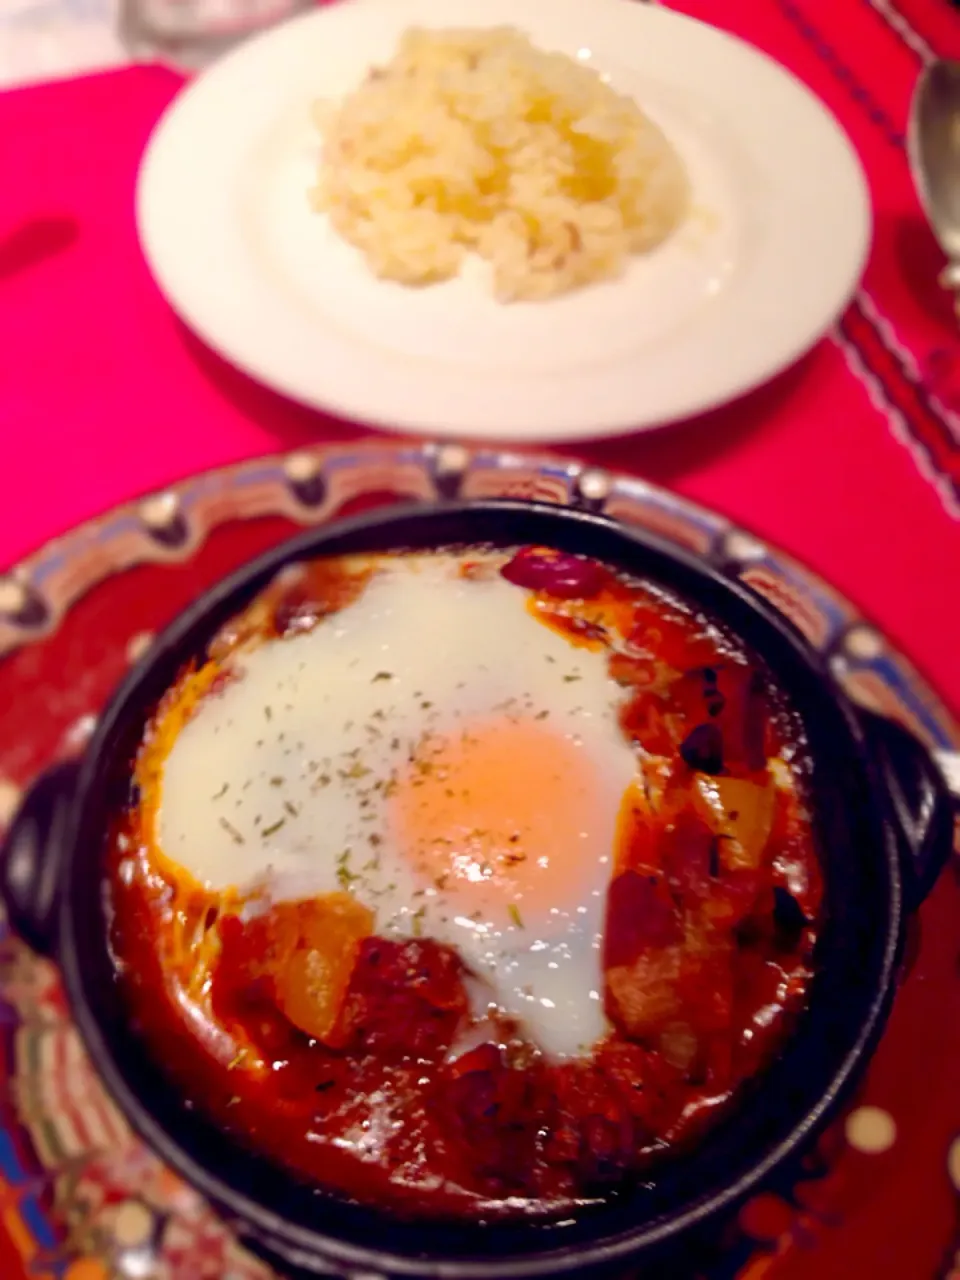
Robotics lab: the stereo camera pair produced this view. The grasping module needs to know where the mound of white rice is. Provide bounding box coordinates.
[309,26,689,302]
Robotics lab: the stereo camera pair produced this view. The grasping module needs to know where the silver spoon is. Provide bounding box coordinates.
[908,59,960,315]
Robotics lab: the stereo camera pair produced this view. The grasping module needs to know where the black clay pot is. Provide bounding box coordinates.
[1,500,955,1280]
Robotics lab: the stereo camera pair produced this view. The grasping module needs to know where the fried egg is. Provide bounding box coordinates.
[154,555,639,1059]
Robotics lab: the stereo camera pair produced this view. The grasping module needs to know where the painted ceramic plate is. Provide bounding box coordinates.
[0,443,958,1280]
[136,0,871,441]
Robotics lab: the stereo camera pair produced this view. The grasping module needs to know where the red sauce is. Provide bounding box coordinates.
[107,546,822,1218]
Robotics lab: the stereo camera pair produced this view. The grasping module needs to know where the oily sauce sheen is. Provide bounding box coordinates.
[107,546,822,1218]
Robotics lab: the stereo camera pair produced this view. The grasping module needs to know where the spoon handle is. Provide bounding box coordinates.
[939,262,960,317]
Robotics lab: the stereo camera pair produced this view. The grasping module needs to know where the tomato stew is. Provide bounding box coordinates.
[107,546,821,1218]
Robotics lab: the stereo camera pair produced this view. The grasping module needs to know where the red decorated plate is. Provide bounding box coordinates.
[0,443,957,1280]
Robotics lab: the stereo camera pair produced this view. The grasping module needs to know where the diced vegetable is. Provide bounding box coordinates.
[659,1022,700,1071]
[269,894,374,1044]
[692,775,776,871]
[661,811,716,902]
[603,870,681,969]
[614,785,661,876]
[501,547,607,599]
[606,948,684,1038]
[340,938,468,1059]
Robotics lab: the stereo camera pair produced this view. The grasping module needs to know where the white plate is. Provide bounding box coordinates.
[137,0,871,441]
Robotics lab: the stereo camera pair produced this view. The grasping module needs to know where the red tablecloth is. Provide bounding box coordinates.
[1,2,960,1278]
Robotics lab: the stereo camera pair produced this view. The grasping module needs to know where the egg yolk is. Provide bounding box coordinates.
[390,718,617,924]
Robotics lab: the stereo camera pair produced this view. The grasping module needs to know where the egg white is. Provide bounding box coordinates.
[156,555,638,1058]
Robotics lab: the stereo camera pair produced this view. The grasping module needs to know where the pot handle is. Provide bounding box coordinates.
[859,711,957,912]
[0,761,80,958]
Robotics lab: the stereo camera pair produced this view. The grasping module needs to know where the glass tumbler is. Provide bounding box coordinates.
[119,0,313,70]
